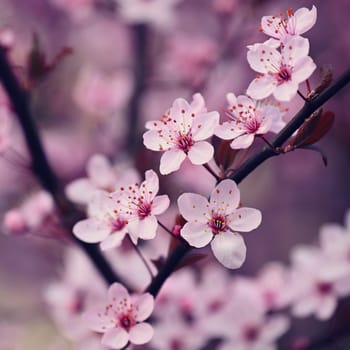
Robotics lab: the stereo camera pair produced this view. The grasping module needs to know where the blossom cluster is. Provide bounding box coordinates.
[45,210,350,349]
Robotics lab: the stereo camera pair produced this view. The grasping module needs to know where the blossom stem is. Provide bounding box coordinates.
[306,79,312,94]
[0,46,129,289]
[203,162,221,181]
[129,237,154,278]
[297,89,309,102]
[145,67,350,298]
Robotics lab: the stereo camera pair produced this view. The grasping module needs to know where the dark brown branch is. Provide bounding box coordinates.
[0,46,127,287]
[146,67,350,298]
[126,24,149,155]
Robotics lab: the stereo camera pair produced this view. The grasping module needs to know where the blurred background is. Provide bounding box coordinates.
[0,0,349,349]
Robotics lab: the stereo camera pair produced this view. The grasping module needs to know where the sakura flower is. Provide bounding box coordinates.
[215,93,284,149]
[3,190,55,236]
[73,190,133,250]
[143,93,219,175]
[206,278,290,349]
[289,245,345,320]
[66,154,139,205]
[116,0,182,29]
[178,179,262,269]
[73,66,132,118]
[111,169,170,241]
[84,283,154,349]
[44,248,106,340]
[246,36,316,101]
[261,6,317,44]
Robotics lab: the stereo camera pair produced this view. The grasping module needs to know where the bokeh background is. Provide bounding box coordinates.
[0,0,349,349]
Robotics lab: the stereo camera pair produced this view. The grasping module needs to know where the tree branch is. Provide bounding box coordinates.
[146,67,350,298]
[0,46,127,287]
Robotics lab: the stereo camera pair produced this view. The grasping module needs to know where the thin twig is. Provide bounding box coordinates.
[129,237,154,279]
[203,162,221,181]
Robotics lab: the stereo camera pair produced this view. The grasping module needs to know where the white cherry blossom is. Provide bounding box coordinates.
[143,93,219,175]
[178,179,262,269]
[246,36,316,101]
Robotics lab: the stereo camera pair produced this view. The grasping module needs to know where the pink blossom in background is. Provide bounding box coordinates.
[84,282,154,349]
[261,6,317,44]
[115,0,183,29]
[215,92,284,149]
[289,245,344,320]
[73,66,133,118]
[66,153,139,205]
[3,190,55,236]
[143,93,219,175]
[246,36,316,101]
[0,27,14,48]
[178,179,262,269]
[212,0,238,16]
[161,34,219,87]
[44,248,106,341]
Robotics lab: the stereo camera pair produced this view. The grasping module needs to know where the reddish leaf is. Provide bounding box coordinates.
[288,110,334,148]
[301,111,335,146]
[308,65,333,99]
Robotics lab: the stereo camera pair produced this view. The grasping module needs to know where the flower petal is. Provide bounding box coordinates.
[211,232,246,269]
[65,179,96,204]
[192,111,219,141]
[210,179,240,212]
[247,75,276,100]
[108,283,129,303]
[316,296,337,320]
[181,222,213,248]
[283,36,310,65]
[144,169,159,196]
[133,215,158,240]
[84,304,115,332]
[101,328,129,349]
[159,149,186,175]
[228,207,262,232]
[73,218,110,243]
[292,56,316,84]
[100,231,127,251]
[143,129,171,152]
[247,44,281,74]
[261,316,290,342]
[230,133,255,149]
[135,293,154,321]
[293,5,317,35]
[129,323,154,345]
[87,154,115,189]
[273,81,299,102]
[187,141,214,165]
[152,195,170,215]
[178,193,209,223]
[215,122,245,140]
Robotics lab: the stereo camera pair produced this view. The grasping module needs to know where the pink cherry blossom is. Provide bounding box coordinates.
[206,278,290,350]
[111,169,170,240]
[178,179,262,269]
[261,6,317,44]
[246,36,316,101]
[73,66,132,118]
[66,154,139,205]
[289,245,345,320]
[215,93,284,149]
[50,0,94,21]
[116,0,183,29]
[44,248,106,340]
[73,190,133,250]
[84,283,154,349]
[3,190,55,236]
[143,93,219,175]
